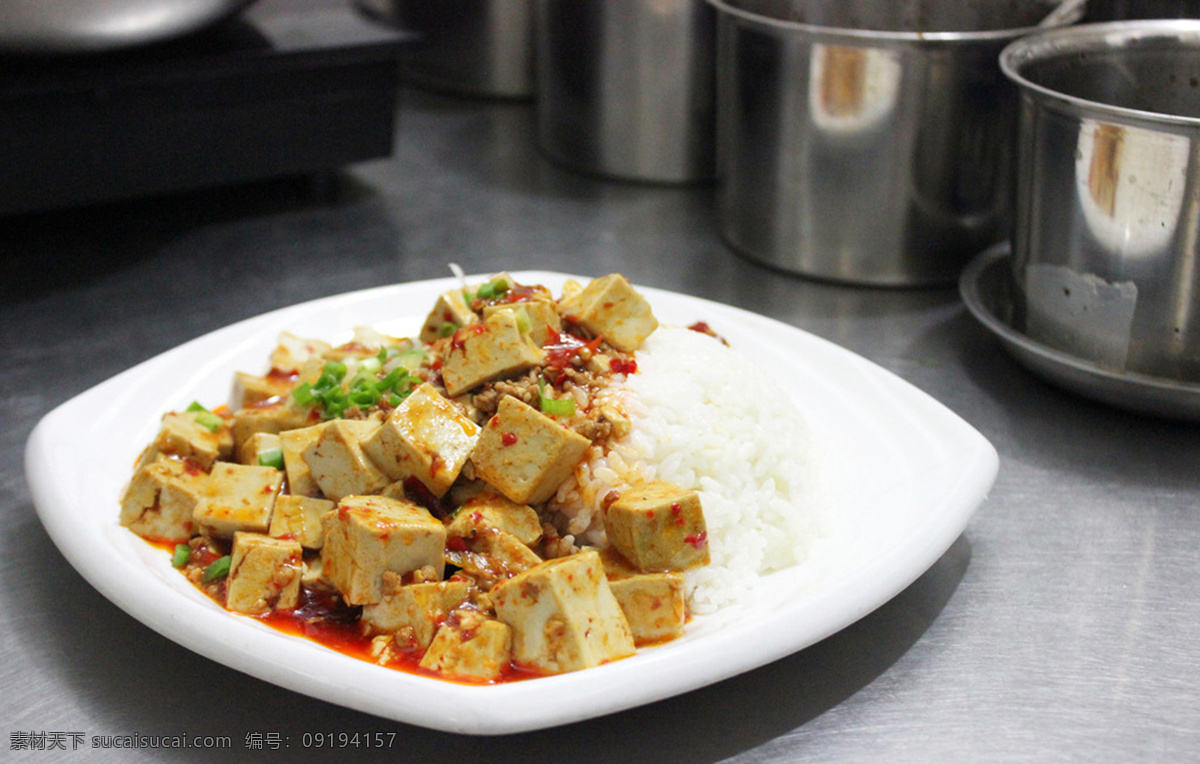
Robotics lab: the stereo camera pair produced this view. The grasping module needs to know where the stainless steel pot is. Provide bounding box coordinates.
[534,0,717,183]
[0,0,259,53]
[1001,20,1200,381]
[361,0,533,99]
[710,0,1065,286]
[1085,0,1200,21]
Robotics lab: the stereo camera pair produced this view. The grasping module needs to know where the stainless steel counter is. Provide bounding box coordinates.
[4,83,1198,762]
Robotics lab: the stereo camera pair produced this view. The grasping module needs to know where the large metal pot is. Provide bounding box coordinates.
[534,0,717,183]
[360,0,534,99]
[710,0,1065,286]
[1001,20,1200,381]
[0,0,259,53]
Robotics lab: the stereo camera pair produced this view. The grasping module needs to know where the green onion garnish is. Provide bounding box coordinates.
[475,278,510,301]
[171,544,190,568]
[395,348,427,372]
[541,397,575,417]
[514,305,531,336]
[194,412,222,432]
[185,402,223,433]
[538,377,575,417]
[202,555,231,583]
[291,361,351,419]
[291,358,421,420]
[439,321,458,338]
[359,356,382,375]
[257,447,284,470]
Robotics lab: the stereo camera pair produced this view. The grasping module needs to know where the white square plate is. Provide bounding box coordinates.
[25,272,998,734]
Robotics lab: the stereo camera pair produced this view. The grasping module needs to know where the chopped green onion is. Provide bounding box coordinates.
[257,447,284,470]
[290,356,422,420]
[185,401,223,432]
[475,278,510,301]
[171,544,190,568]
[514,306,531,336]
[439,321,458,338]
[291,361,351,419]
[359,356,382,375]
[319,361,347,386]
[539,377,575,417]
[193,411,223,433]
[202,555,231,583]
[395,347,427,371]
[292,382,315,405]
[540,396,575,417]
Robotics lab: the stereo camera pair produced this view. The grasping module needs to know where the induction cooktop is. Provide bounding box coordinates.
[0,0,409,216]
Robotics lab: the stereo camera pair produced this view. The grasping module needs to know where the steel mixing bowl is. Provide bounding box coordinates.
[534,0,717,183]
[0,0,259,53]
[709,0,1068,286]
[356,0,533,99]
[1001,20,1200,382]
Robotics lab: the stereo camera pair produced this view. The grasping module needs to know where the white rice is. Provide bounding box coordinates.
[552,326,828,614]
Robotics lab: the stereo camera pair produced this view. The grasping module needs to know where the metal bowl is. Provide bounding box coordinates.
[709,0,1067,287]
[1001,20,1200,382]
[534,0,717,183]
[1085,0,1200,22]
[357,0,533,99]
[0,0,260,54]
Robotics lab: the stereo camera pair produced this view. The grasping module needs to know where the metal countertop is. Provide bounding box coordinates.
[2,84,1197,763]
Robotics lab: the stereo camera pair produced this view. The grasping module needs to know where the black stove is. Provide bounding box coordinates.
[0,0,409,216]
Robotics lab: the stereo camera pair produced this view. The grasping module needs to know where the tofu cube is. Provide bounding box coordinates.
[446,491,543,546]
[362,383,479,497]
[557,273,657,352]
[303,419,389,501]
[301,554,326,587]
[231,371,294,409]
[419,610,513,682]
[471,396,591,505]
[119,455,206,542]
[237,432,282,468]
[225,532,303,615]
[444,529,542,581]
[231,401,311,452]
[604,481,710,572]
[269,331,333,373]
[361,574,471,649]
[419,288,478,344]
[440,310,545,397]
[192,462,284,538]
[279,421,330,498]
[597,546,640,579]
[136,410,231,470]
[491,549,635,674]
[482,298,561,347]
[268,494,334,549]
[320,495,446,605]
[608,572,686,645]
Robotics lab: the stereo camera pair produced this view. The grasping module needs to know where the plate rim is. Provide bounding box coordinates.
[26,271,998,734]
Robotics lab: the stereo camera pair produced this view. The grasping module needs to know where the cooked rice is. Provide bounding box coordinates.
[550,326,828,614]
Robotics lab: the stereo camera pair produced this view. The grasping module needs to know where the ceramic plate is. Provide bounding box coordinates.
[26,272,998,735]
